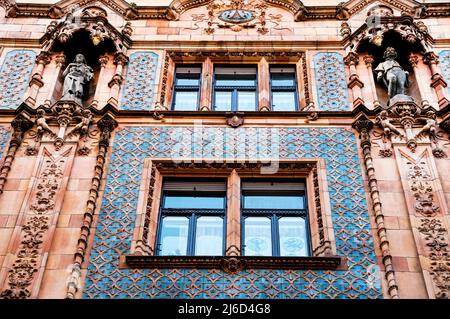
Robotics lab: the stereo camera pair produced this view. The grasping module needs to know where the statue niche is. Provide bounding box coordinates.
[62,54,94,105]
[374,47,412,105]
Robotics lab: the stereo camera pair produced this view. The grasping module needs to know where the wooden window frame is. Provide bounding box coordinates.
[171,64,202,111]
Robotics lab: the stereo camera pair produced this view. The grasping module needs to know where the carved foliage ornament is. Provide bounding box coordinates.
[186,0,287,35]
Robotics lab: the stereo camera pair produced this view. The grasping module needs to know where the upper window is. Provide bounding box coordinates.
[213,66,257,111]
[241,180,310,257]
[156,179,226,256]
[270,66,298,111]
[172,65,201,111]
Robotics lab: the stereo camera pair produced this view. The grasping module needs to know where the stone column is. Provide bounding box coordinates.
[0,113,34,195]
[25,51,51,106]
[258,57,270,111]
[66,113,117,299]
[344,52,365,108]
[363,55,381,108]
[43,54,65,108]
[352,115,399,299]
[225,169,241,256]
[423,51,449,109]
[408,53,430,107]
[107,52,128,108]
[200,57,213,111]
[91,55,109,108]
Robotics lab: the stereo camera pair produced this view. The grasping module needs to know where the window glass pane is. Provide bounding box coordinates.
[176,74,200,86]
[271,72,295,87]
[243,195,304,209]
[195,216,223,255]
[214,91,232,111]
[272,91,297,111]
[279,217,308,256]
[238,91,256,111]
[159,216,189,255]
[215,74,256,87]
[164,196,224,209]
[175,67,201,86]
[244,217,272,256]
[173,91,199,111]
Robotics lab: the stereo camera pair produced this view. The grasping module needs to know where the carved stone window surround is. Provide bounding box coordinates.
[159,51,308,112]
[121,158,342,272]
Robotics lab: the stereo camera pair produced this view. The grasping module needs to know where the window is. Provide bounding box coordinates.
[156,179,226,256]
[172,66,201,111]
[270,66,298,111]
[213,66,257,111]
[241,180,310,257]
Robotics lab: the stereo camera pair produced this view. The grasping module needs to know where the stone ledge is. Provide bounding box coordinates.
[123,255,346,273]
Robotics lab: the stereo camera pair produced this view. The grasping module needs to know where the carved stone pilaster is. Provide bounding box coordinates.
[352,115,399,299]
[66,113,117,299]
[423,51,449,108]
[0,113,33,195]
[0,145,75,299]
[396,150,450,299]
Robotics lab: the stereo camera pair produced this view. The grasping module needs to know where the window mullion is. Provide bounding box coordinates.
[272,213,280,256]
[188,212,197,255]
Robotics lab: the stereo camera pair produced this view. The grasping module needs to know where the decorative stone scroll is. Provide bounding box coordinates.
[0,50,36,109]
[184,0,287,35]
[120,52,159,111]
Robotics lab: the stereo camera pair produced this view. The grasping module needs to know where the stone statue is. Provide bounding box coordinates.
[416,111,437,140]
[62,54,93,105]
[36,108,55,137]
[67,109,93,137]
[374,47,409,100]
[376,110,404,138]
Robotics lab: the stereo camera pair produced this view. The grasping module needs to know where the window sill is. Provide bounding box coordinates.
[123,255,346,273]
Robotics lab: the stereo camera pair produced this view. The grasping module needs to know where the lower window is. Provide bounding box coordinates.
[241,180,310,257]
[156,179,226,256]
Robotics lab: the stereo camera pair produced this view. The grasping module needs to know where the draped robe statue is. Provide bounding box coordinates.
[62,54,93,104]
[374,47,410,101]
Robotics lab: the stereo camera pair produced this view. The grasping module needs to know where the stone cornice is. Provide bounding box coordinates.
[1,0,449,20]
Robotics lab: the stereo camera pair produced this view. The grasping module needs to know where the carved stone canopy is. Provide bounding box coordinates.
[346,15,432,54]
[40,15,132,52]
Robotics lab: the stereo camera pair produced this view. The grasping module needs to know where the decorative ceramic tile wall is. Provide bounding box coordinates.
[439,50,450,94]
[0,50,36,109]
[83,126,382,299]
[0,126,10,159]
[120,52,159,111]
[313,52,349,111]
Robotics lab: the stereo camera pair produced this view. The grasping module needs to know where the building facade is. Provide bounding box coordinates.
[0,0,449,299]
